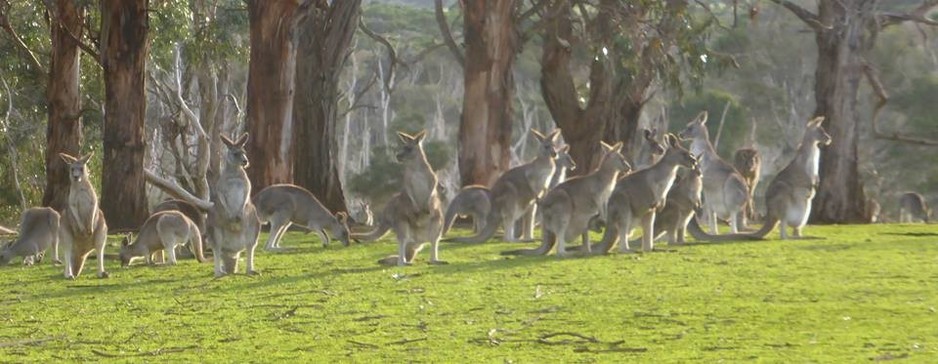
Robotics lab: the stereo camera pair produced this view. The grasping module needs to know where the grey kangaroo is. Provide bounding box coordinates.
[899,192,931,223]
[58,152,109,279]
[252,184,350,250]
[208,133,261,276]
[351,130,445,266]
[119,210,207,267]
[0,207,61,266]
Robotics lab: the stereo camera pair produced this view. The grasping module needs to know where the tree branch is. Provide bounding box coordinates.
[358,18,399,93]
[434,0,464,67]
[879,0,938,28]
[144,169,214,210]
[767,0,828,32]
[862,61,938,146]
[0,0,47,77]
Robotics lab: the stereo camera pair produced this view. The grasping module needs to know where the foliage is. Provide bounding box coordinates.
[1,224,937,360]
[348,141,452,204]
[668,89,749,157]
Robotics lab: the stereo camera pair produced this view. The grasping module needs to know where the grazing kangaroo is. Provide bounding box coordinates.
[0,207,61,266]
[450,129,561,243]
[351,201,374,227]
[119,211,206,267]
[502,142,631,257]
[252,184,350,250]
[58,152,108,279]
[351,130,445,266]
[899,192,931,223]
[152,198,206,259]
[634,128,666,169]
[734,147,762,224]
[592,134,697,253]
[689,117,832,241]
[678,111,749,234]
[208,133,261,276]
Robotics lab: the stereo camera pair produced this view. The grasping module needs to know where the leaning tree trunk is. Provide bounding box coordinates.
[458,0,517,187]
[293,1,361,213]
[245,0,299,192]
[43,0,84,212]
[809,0,873,223]
[100,0,149,229]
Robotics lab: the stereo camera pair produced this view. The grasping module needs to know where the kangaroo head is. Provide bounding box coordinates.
[119,234,134,267]
[555,145,576,171]
[678,111,709,141]
[331,212,351,247]
[221,133,250,168]
[395,130,428,163]
[531,129,561,159]
[599,141,631,174]
[643,128,666,156]
[805,116,832,147]
[0,241,13,266]
[59,152,93,183]
[663,133,697,169]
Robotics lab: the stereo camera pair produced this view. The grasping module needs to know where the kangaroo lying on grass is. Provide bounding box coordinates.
[119,211,206,267]
[503,141,630,257]
[688,116,831,241]
[591,134,697,253]
[448,129,561,243]
[253,184,350,251]
[679,111,749,234]
[351,130,445,266]
[0,207,61,266]
[58,152,109,279]
[899,192,931,223]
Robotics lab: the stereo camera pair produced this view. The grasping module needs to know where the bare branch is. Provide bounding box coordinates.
[880,0,938,28]
[144,169,214,210]
[434,0,464,67]
[0,73,26,209]
[862,62,938,146]
[358,18,399,93]
[517,0,549,23]
[767,0,828,32]
[0,0,47,77]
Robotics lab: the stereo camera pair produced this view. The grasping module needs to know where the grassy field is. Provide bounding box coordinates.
[1,223,937,362]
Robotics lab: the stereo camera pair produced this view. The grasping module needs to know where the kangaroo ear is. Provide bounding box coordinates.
[530,129,546,142]
[220,134,235,147]
[236,133,250,147]
[600,141,614,152]
[59,153,77,164]
[547,129,561,143]
[396,131,414,144]
[413,130,427,144]
[697,111,709,125]
[560,144,570,153]
[667,133,681,147]
[335,212,348,224]
[643,129,653,139]
[611,142,624,153]
[80,152,94,164]
[808,116,825,127]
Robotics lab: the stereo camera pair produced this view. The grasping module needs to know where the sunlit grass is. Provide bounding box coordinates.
[1,223,936,361]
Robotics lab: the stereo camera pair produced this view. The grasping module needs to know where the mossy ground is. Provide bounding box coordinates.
[1,223,936,362]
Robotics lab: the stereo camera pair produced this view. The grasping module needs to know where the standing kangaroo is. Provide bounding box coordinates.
[351,130,445,266]
[208,133,261,276]
[58,152,109,279]
[634,128,667,169]
[0,207,61,266]
[899,192,931,223]
[503,142,631,257]
[253,184,350,250]
[593,134,697,253]
[689,117,832,240]
[678,111,749,234]
[450,129,561,243]
[734,147,762,224]
[119,211,206,267]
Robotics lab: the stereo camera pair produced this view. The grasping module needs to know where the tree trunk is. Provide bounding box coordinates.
[458,0,517,187]
[100,0,149,229]
[245,0,299,192]
[43,0,84,212]
[292,1,361,213]
[809,0,873,223]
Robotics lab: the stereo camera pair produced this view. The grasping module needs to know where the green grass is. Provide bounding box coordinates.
[1,224,937,362]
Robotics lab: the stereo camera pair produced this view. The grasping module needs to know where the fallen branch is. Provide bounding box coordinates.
[347,340,379,349]
[537,332,600,345]
[0,337,57,348]
[91,345,198,358]
[387,337,427,346]
[144,169,214,210]
[0,225,14,234]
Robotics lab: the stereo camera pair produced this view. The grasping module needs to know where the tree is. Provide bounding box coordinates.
[245,0,299,192]
[292,0,362,213]
[100,0,150,229]
[43,0,84,212]
[769,0,938,223]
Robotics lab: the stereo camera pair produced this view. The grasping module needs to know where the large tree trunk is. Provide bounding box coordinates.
[809,0,873,223]
[43,0,84,212]
[458,0,517,187]
[245,0,299,192]
[293,1,361,213]
[100,0,149,230]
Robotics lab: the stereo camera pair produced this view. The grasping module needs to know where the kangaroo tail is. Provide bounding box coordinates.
[687,214,775,242]
[351,220,391,242]
[189,221,207,263]
[447,210,498,243]
[501,230,555,256]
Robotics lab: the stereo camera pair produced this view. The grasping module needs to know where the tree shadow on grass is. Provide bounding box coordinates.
[879,232,938,237]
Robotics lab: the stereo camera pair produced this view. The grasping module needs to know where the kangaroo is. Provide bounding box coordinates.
[634,128,666,169]
[351,200,374,227]
[654,166,703,245]
[450,129,561,243]
[688,117,832,241]
[207,133,261,276]
[445,145,577,238]
[734,147,762,224]
[591,134,697,253]
[152,198,206,259]
[351,130,445,266]
[57,152,108,279]
[0,207,61,266]
[252,184,350,250]
[678,111,749,234]
[119,211,206,267]
[899,192,931,223]
[502,141,631,257]
[866,197,882,223]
